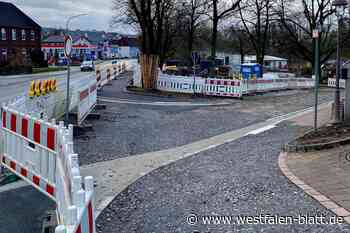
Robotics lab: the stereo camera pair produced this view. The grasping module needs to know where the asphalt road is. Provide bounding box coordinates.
[0,61,112,104]
[0,185,55,233]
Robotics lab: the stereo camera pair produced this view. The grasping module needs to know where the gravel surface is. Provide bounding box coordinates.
[0,186,55,233]
[75,77,338,166]
[96,122,350,233]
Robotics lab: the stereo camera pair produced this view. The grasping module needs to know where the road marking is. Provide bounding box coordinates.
[245,124,276,135]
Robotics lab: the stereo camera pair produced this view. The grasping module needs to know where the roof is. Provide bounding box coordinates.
[0,2,41,29]
[245,55,288,62]
[44,35,65,43]
[43,35,89,43]
[111,36,139,47]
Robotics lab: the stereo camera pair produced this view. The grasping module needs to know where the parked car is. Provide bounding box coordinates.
[80,60,95,72]
[56,58,68,66]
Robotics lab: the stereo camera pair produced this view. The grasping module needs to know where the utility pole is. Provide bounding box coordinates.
[313,28,320,130]
[64,14,88,126]
[335,15,342,122]
[333,0,348,122]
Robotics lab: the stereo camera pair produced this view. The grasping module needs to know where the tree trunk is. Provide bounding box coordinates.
[188,30,194,65]
[239,36,245,64]
[140,54,159,89]
[211,19,218,59]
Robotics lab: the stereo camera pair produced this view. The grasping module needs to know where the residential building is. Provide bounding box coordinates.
[41,35,97,64]
[110,36,140,58]
[244,55,288,71]
[0,1,41,64]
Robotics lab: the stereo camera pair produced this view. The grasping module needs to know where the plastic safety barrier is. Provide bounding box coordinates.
[1,108,57,198]
[157,74,205,94]
[148,70,315,98]
[0,104,96,233]
[328,78,345,89]
[77,80,97,125]
[113,65,118,79]
[205,79,242,97]
[95,67,101,88]
[106,67,112,82]
[241,80,258,94]
[96,61,129,89]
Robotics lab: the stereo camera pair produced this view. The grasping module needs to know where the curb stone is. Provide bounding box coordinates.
[283,128,350,153]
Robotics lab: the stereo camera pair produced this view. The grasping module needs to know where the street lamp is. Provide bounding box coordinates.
[313,24,321,130]
[333,0,348,122]
[64,14,88,126]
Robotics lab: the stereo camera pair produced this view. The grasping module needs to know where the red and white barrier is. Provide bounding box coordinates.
[96,61,129,89]
[1,108,57,198]
[241,80,258,94]
[113,65,118,79]
[204,79,242,97]
[96,68,101,88]
[131,65,315,98]
[77,81,97,125]
[1,104,96,233]
[157,74,206,94]
[106,67,112,82]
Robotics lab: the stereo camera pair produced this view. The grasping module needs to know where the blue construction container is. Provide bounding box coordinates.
[241,63,263,79]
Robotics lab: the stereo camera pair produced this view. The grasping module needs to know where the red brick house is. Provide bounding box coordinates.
[0,1,41,64]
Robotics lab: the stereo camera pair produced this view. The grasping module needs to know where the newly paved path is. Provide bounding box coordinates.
[96,121,350,233]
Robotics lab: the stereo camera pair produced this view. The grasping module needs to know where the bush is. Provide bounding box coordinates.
[0,49,32,75]
[30,48,48,68]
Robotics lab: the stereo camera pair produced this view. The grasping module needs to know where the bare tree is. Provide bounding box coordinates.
[239,0,273,66]
[276,0,337,68]
[178,0,209,63]
[112,0,177,89]
[209,0,242,59]
[228,25,251,64]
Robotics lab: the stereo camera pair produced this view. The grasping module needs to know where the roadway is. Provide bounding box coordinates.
[0,61,112,104]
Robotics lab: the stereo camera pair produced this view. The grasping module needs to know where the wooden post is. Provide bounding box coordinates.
[140,54,159,89]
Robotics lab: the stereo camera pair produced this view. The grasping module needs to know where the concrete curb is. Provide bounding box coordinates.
[124,86,207,99]
[98,96,233,107]
[284,133,350,153]
[124,88,176,98]
[278,152,350,223]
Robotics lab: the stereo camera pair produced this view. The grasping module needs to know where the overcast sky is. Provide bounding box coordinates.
[3,0,133,33]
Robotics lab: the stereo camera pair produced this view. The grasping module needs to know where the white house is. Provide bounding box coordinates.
[244,55,288,71]
[110,36,140,58]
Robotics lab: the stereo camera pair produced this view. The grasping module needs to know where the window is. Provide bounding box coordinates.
[30,30,35,40]
[12,29,16,40]
[21,29,26,40]
[1,28,6,40]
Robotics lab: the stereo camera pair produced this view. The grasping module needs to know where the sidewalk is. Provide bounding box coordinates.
[281,103,350,222]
